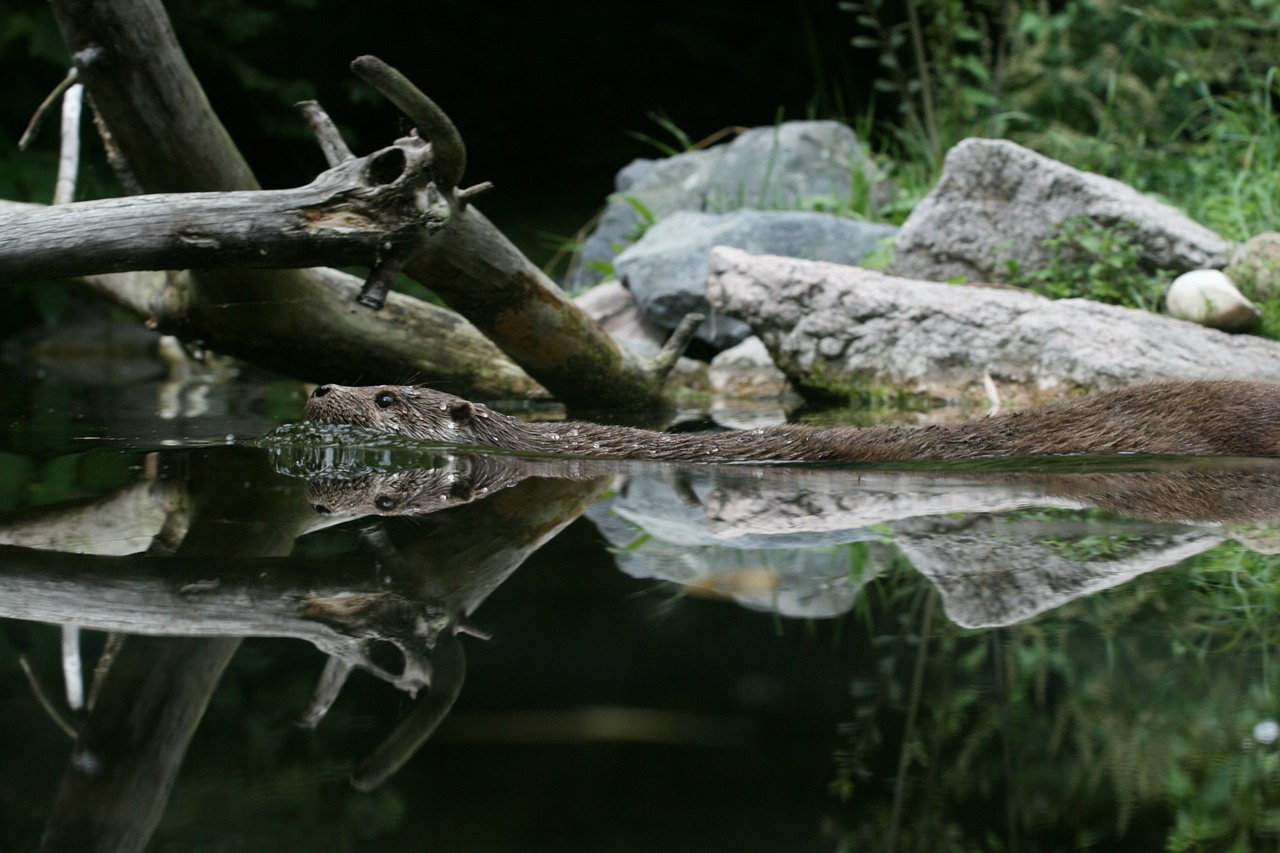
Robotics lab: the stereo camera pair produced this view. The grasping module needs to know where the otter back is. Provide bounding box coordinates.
[304,380,1280,462]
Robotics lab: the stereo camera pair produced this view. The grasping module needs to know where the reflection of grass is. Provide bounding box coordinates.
[829,536,1280,849]
[1042,532,1145,562]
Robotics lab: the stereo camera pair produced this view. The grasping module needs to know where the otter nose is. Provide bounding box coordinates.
[312,385,332,398]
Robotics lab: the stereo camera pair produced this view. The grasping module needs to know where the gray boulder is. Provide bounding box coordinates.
[572,120,882,289]
[614,209,897,348]
[891,138,1231,283]
[708,247,1280,403]
[1227,232,1280,300]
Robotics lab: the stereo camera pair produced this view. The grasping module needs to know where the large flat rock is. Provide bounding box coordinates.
[707,246,1280,402]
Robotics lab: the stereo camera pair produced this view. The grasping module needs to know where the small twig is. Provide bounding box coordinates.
[296,655,354,730]
[453,181,494,211]
[648,312,705,382]
[350,55,467,193]
[87,632,125,711]
[357,519,410,576]
[296,100,355,167]
[18,655,77,739]
[982,370,1002,416]
[62,625,85,711]
[53,83,84,205]
[19,67,79,150]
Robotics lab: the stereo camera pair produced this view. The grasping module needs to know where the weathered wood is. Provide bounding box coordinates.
[0,139,449,284]
[405,209,665,407]
[45,0,539,397]
[47,0,672,408]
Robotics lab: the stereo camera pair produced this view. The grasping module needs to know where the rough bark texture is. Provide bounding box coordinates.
[0,143,447,283]
[47,0,541,396]
[405,209,661,407]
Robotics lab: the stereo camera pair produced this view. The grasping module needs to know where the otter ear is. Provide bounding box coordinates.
[447,400,475,424]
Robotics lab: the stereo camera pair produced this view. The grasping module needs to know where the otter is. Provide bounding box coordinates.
[304,380,1280,463]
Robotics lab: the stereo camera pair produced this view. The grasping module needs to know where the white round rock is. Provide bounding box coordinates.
[1165,269,1261,332]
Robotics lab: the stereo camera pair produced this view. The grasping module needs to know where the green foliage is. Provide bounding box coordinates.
[841,0,1008,163]
[625,110,699,157]
[1005,216,1171,309]
[845,0,1280,246]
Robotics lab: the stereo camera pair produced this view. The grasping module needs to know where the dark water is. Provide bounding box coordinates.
[3,363,1280,852]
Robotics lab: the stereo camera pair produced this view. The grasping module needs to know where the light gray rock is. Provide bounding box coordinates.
[708,247,1280,402]
[891,138,1231,283]
[614,209,897,348]
[572,120,882,289]
[572,280,667,349]
[1227,232,1280,301]
[708,336,792,402]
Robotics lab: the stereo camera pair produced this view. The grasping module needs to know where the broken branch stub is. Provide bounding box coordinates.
[350,55,467,196]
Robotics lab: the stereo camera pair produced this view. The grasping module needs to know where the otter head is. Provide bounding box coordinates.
[305,384,481,441]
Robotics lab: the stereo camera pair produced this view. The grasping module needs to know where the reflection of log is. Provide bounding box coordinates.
[36,449,313,853]
[40,637,238,853]
[0,544,433,692]
[0,478,179,556]
[351,631,465,792]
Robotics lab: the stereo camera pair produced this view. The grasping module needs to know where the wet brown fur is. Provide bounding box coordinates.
[305,380,1280,462]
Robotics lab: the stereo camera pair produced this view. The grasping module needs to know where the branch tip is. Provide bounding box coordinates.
[296,100,355,166]
[349,55,467,193]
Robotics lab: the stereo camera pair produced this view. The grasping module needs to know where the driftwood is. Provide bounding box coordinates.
[31,0,676,408]
[0,136,452,283]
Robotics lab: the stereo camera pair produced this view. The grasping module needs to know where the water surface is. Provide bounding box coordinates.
[2,365,1278,852]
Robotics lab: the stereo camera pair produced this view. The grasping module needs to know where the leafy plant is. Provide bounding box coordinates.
[1006,216,1171,310]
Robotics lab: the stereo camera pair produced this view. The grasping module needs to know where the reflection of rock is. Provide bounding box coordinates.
[701,470,1084,537]
[895,514,1223,628]
[708,246,1280,402]
[890,138,1229,283]
[703,463,1280,536]
[587,469,888,619]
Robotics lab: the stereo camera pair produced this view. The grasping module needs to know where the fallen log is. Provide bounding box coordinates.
[40,0,672,408]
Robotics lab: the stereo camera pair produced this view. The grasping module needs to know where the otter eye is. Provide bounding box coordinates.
[374,495,396,511]
[375,392,397,409]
